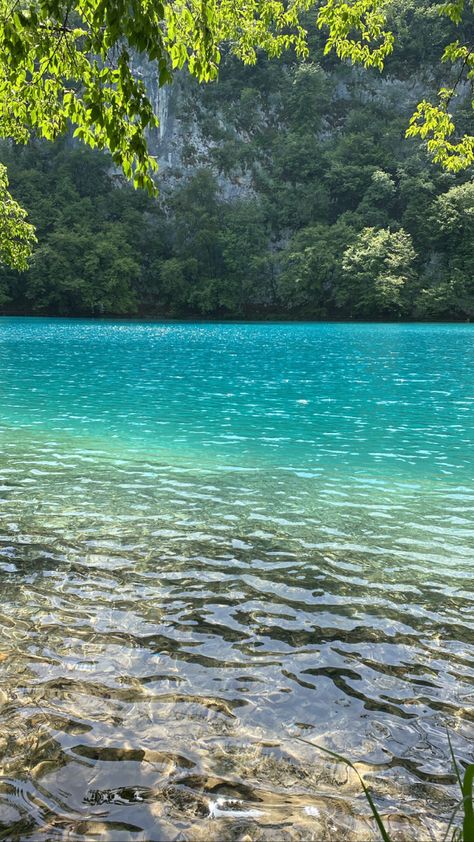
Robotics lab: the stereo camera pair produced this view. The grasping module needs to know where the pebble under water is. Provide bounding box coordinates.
[0,318,473,841]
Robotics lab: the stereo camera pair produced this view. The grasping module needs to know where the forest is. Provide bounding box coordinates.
[0,0,473,321]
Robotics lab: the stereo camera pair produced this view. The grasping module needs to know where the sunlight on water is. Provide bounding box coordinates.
[0,318,473,840]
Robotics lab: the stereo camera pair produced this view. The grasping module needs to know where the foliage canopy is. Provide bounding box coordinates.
[0,162,36,271]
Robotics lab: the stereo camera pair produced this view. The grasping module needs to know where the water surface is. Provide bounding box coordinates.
[0,319,473,840]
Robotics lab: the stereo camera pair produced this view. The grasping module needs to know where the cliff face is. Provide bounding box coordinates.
[131,55,176,162]
[134,52,438,200]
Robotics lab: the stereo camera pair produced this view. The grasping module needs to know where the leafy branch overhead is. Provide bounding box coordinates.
[0,162,36,269]
[0,0,473,269]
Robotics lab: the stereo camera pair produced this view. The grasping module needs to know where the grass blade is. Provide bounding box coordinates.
[447,729,463,793]
[462,763,474,842]
[295,736,392,842]
[442,797,467,842]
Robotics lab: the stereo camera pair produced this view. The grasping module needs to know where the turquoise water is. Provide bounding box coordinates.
[0,318,473,840]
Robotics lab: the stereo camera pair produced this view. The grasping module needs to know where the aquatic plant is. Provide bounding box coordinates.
[446,731,474,842]
[296,732,474,842]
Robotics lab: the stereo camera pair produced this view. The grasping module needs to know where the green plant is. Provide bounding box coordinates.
[296,731,474,842]
[445,730,474,842]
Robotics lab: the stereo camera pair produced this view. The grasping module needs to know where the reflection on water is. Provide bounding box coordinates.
[0,319,473,840]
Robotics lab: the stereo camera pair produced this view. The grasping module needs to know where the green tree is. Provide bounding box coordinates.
[0,139,167,314]
[167,170,224,313]
[0,162,36,269]
[278,220,355,316]
[218,199,272,313]
[415,181,474,319]
[338,227,417,317]
[356,169,396,228]
[25,225,139,314]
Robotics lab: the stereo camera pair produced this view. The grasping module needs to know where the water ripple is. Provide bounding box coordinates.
[0,320,473,840]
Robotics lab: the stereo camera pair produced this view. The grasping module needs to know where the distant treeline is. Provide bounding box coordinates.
[0,0,473,320]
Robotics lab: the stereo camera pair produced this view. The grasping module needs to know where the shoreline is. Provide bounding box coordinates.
[0,312,472,325]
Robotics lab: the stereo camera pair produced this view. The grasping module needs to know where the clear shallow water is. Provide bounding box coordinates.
[0,318,473,841]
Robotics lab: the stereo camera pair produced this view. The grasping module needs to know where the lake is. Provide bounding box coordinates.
[0,318,473,840]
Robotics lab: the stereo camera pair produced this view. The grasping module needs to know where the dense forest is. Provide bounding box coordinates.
[0,0,473,320]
